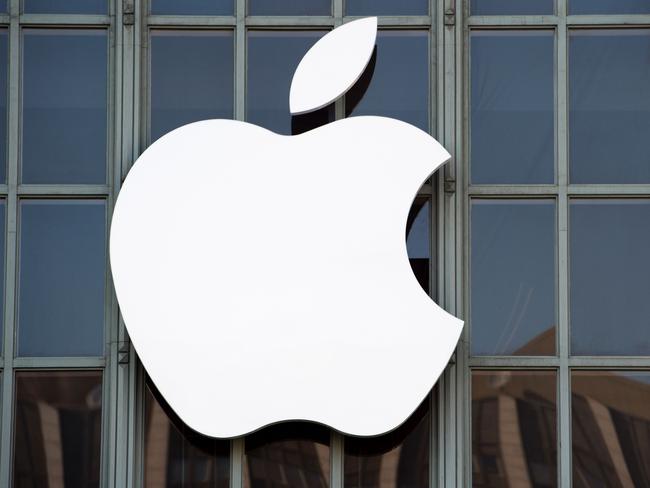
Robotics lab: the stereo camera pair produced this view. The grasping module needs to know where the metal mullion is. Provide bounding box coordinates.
[18,14,111,25]
[246,16,334,27]
[567,184,650,196]
[0,0,19,483]
[567,14,650,26]
[12,356,106,368]
[345,15,432,27]
[555,1,571,485]
[468,185,558,195]
[147,15,236,27]
[17,184,110,195]
[469,356,561,367]
[569,357,650,368]
[467,15,559,26]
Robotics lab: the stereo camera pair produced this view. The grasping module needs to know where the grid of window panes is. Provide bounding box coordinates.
[467,1,650,487]
[142,0,439,487]
[0,0,112,486]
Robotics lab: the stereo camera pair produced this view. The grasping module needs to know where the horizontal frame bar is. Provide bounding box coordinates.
[12,356,106,368]
[17,185,111,195]
[18,14,111,25]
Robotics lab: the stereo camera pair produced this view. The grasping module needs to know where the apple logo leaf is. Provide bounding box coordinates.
[289,17,377,115]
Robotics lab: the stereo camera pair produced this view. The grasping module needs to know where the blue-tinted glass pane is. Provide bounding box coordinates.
[0,30,7,183]
[569,30,650,184]
[247,31,333,135]
[23,0,106,14]
[471,31,554,184]
[572,371,650,487]
[18,201,106,357]
[570,200,650,355]
[471,200,556,356]
[473,371,557,486]
[0,203,4,353]
[13,372,103,486]
[150,31,234,143]
[345,400,430,487]
[151,0,233,15]
[570,0,650,14]
[0,0,5,12]
[144,381,230,487]
[249,0,330,15]
[346,0,427,15]
[346,31,429,132]
[471,0,553,15]
[22,30,107,184]
[407,198,430,295]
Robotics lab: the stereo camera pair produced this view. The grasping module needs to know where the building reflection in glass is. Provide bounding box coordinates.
[406,197,431,295]
[344,398,430,488]
[13,371,103,487]
[244,422,330,488]
[472,370,557,487]
[144,380,230,488]
[572,371,650,487]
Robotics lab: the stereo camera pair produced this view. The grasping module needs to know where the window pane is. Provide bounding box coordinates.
[472,371,557,487]
[244,423,330,488]
[23,0,106,14]
[346,31,429,132]
[0,29,6,182]
[569,30,650,183]
[249,0,330,15]
[0,0,5,12]
[572,371,650,487]
[247,31,333,135]
[570,200,650,355]
[471,31,554,184]
[13,371,102,487]
[471,0,554,15]
[145,381,230,487]
[407,197,431,295]
[0,202,5,353]
[346,0,427,15]
[151,0,233,15]
[18,200,106,357]
[570,0,650,14]
[471,200,556,356]
[150,31,234,144]
[22,29,107,184]
[344,400,429,488]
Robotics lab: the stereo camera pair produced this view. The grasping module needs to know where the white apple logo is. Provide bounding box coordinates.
[110,17,463,438]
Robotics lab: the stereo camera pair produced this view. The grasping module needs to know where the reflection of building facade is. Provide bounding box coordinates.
[0,0,648,487]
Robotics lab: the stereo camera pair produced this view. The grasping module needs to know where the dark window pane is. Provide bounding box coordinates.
[145,381,230,488]
[0,202,5,353]
[344,400,429,488]
[18,200,106,357]
[0,30,6,183]
[471,31,554,184]
[570,200,650,355]
[0,1,5,12]
[569,30,650,183]
[151,0,233,15]
[471,0,553,15]
[247,31,333,135]
[346,0,427,15]
[13,371,102,487]
[22,30,107,184]
[572,371,650,488]
[23,0,106,14]
[472,371,557,488]
[244,423,330,488]
[471,200,556,356]
[407,197,431,295]
[346,31,429,132]
[249,0,330,15]
[150,31,234,144]
[570,0,650,14]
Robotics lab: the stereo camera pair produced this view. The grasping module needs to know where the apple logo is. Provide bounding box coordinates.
[110,17,463,438]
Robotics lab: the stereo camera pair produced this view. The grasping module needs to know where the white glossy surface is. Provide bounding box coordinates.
[110,117,463,438]
[289,17,377,115]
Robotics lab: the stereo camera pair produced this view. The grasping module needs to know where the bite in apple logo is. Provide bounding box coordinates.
[110,17,463,438]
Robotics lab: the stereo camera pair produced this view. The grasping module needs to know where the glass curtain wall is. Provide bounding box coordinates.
[467,1,650,486]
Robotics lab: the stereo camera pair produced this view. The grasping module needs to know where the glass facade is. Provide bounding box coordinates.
[0,0,646,486]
